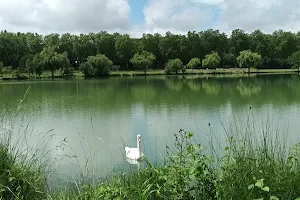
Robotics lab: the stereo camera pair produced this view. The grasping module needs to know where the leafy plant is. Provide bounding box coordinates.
[164,58,184,74]
[130,51,156,75]
[187,58,201,70]
[202,52,221,69]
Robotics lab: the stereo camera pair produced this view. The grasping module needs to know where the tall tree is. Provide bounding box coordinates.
[187,58,201,70]
[25,33,44,54]
[187,31,203,59]
[288,51,300,72]
[115,34,133,70]
[202,52,221,69]
[18,54,34,72]
[272,30,298,67]
[236,50,262,73]
[130,51,156,75]
[229,29,250,56]
[141,33,162,68]
[39,46,70,78]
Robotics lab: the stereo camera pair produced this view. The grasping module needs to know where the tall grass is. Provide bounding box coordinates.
[0,87,64,200]
[2,94,300,200]
[216,113,300,200]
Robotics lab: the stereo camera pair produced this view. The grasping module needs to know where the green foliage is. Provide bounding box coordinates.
[0,144,47,200]
[18,54,34,72]
[87,54,112,76]
[1,66,12,76]
[130,51,156,74]
[63,66,74,75]
[237,50,262,72]
[288,51,300,70]
[80,54,113,76]
[165,58,184,74]
[115,34,133,70]
[79,62,94,76]
[202,52,221,69]
[25,55,36,76]
[0,61,4,75]
[223,53,236,67]
[152,130,216,199]
[38,46,70,77]
[1,29,300,72]
[182,66,187,74]
[25,54,43,77]
[216,119,300,200]
[52,130,216,200]
[50,52,71,76]
[2,113,300,199]
[12,69,24,79]
[187,58,201,69]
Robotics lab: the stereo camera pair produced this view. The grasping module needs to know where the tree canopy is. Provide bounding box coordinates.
[165,58,184,74]
[187,58,201,70]
[0,29,300,74]
[288,51,300,71]
[130,51,156,75]
[79,54,112,76]
[202,52,221,69]
[236,50,262,73]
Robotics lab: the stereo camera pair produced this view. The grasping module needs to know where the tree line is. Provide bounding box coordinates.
[1,29,300,77]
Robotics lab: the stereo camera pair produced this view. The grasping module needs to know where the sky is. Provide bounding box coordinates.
[0,0,300,37]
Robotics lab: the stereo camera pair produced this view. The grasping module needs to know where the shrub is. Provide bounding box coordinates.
[79,62,94,77]
[187,58,201,69]
[164,58,184,75]
[202,52,221,69]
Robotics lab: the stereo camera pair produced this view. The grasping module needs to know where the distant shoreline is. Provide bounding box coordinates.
[0,68,298,81]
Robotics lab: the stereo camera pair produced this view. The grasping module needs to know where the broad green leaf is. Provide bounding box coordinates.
[255,179,264,188]
[248,184,255,190]
[261,186,270,192]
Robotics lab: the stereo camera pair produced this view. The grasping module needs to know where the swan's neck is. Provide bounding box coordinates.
[137,139,140,150]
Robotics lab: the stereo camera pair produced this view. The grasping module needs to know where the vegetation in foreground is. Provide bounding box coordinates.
[2,112,300,199]
[2,29,300,79]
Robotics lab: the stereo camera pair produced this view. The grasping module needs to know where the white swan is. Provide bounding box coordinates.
[125,134,144,161]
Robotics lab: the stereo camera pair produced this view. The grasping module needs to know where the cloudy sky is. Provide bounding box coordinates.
[0,0,299,37]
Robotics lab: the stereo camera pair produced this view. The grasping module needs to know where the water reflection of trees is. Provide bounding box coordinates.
[164,77,184,91]
[236,79,262,96]
[2,75,300,115]
[286,75,300,91]
[186,79,201,91]
[202,80,221,95]
[131,84,157,101]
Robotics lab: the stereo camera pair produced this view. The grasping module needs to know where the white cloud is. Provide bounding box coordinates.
[213,0,300,34]
[190,0,224,5]
[1,0,300,37]
[142,0,300,36]
[143,0,215,34]
[0,0,131,34]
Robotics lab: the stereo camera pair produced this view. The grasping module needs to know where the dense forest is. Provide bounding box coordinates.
[1,29,300,77]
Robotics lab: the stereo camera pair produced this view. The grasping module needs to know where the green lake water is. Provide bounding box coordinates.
[1,74,300,179]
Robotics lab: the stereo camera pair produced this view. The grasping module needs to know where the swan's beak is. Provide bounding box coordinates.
[138,137,141,142]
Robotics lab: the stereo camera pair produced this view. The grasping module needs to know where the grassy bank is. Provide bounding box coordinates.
[0,68,298,80]
[2,114,300,199]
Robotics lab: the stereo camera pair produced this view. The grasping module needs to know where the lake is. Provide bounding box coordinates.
[1,74,300,180]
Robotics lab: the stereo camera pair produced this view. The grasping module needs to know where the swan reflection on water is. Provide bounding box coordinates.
[125,157,142,165]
